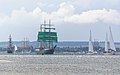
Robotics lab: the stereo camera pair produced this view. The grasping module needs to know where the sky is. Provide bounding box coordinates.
[0,0,120,42]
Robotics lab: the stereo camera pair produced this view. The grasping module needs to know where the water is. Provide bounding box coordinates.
[0,55,120,75]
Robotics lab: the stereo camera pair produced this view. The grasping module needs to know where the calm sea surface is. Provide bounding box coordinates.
[0,55,120,75]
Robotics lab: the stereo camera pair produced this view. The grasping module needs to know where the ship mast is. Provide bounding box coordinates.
[40,23,42,49]
[39,20,55,49]
[44,20,47,49]
[9,34,12,49]
[48,20,51,49]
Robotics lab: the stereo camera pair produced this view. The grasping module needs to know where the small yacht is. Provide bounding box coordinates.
[104,27,116,55]
[87,30,97,55]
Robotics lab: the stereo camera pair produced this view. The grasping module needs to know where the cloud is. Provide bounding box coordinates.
[0,2,120,41]
[64,9,120,24]
[0,2,120,26]
[50,2,74,23]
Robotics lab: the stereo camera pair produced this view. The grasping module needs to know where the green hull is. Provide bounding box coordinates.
[36,48,54,55]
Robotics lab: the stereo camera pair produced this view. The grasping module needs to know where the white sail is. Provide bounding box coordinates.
[14,45,18,51]
[89,30,93,52]
[109,27,116,51]
[105,33,108,52]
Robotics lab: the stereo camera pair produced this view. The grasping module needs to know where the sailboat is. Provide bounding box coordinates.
[7,34,15,53]
[89,30,93,52]
[35,20,58,55]
[87,30,97,54]
[104,27,116,55]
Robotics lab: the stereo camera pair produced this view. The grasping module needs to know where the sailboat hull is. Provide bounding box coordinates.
[104,51,115,55]
[87,51,98,55]
[36,48,55,55]
[7,47,15,54]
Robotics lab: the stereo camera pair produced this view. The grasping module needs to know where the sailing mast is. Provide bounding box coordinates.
[9,34,12,49]
[40,23,42,49]
[88,30,93,52]
[48,20,51,49]
[7,34,14,53]
[44,20,46,49]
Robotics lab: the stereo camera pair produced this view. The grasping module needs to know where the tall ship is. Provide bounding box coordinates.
[7,34,15,53]
[35,20,58,55]
[15,38,33,54]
